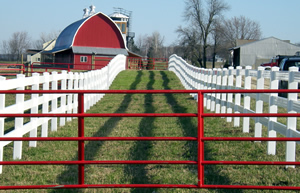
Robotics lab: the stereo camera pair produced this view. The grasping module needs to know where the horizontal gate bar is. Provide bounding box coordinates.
[0,160,197,165]
[202,137,300,141]
[203,113,300,117]
[1,184,300,190]
[202,184,300,190]
[0,89,298,94]
[0,137,197,141]
[0,113,197,118]
[0,113,298,118]
[0,184,198,190]
[202,161,300,165]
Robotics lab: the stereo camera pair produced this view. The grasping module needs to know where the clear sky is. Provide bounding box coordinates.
[0,0,299,47]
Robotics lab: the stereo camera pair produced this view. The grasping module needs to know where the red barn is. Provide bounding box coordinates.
[42,12,128,70]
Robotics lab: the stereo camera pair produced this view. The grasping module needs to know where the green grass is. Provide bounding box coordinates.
[0,70,299,193]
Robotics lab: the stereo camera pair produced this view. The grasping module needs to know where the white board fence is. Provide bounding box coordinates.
[168,54,300,168]
[0,54,126,174]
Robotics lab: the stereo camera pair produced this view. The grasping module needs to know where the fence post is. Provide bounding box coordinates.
[67,72,74,122]
[254,67,265,139]
[203,69,208,107]
[73,72,79,116]
[206,69,213,110]
[107,62,110,89]
[60,71,67,126]
[243,66,252,133]
[99,70,104,100]
[51,72,58,131]
[84,72,89,112]
[41,72,50,137]
[226,67,234,122]
[267,67,279,155]
[234,66,242,127]
[221,68,228,114]
[210,68,217,112]
[0,76,6,173]
[29,73,39,147]
[13,74,25,160]
[285,66,298,168]
[215,69,222,113]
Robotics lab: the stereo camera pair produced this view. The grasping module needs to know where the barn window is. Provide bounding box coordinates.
[80,56,88,62]
[121,24,126,33]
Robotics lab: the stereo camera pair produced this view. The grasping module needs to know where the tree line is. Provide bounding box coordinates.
[0,31,60,62]
[1,0,262,68]
[128,0,262,68]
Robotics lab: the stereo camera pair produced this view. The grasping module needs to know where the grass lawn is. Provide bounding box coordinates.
[0,70,299,193]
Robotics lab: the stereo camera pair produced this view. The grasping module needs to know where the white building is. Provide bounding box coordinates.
[230,37,300,68]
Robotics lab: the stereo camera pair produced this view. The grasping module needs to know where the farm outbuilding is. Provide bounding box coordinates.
[41,11,129,70]
[230,37,300,68]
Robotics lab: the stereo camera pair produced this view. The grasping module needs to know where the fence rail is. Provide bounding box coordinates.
[168,54,300,168]
[0,90,299,190]
[0,54,126,174]
[0,64,25,76]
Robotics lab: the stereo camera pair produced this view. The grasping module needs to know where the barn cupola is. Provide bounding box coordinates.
[109,8,135,48]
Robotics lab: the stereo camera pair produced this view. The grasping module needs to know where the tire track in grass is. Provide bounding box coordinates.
[52,71,143,193]
[160,71,238,191]
[124,71,158,193]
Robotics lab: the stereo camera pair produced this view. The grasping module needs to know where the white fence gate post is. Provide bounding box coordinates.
[41,72,50,137]
[267,67,279,155]
[51,72,58,132]
[13,74,25,160]
[206,69,213,110]
[67,72,74,122]
[29,73,39,147]
[210,68,217,112]
[215,69,222,114]
[73,72,79,116]
[221,68,228,114]
[243,66,252,133]
[254,67,265,139]
[226,67,234,123]
[60,71,67,126]
[285,66,298,168]
[202,69,208,107]
[234,66,242,127]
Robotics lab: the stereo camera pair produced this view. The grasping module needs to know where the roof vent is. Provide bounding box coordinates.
[83,8,90,18]
[89,5,96,16]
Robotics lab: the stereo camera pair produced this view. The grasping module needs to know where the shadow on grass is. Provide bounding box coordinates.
[124,71,158,193]
[160,71,243,193]
[51,71,143,193]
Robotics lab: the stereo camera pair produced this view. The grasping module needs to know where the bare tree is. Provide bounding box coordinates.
[33,30,60,50]
[135,32,165,58]
[6,31,31,62]
[135,34,150,56]
[1,40,9,55]
[148,31,165,58]
[222,15,262,47]
[210,19,227,68]
[184,0,229,68]
[176,25,203,67]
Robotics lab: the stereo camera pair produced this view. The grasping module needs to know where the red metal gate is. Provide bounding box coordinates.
[0,89,299,190]
[126,57,169,70]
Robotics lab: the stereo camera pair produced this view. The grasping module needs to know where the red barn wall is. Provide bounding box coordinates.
[73,14,125,49]
[74,54,92,70]
[73,54,112,70]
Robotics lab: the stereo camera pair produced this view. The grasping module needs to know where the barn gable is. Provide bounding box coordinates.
[41,12,128,69]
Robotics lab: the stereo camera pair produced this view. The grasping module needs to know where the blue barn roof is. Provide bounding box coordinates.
[47,17,89,53]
